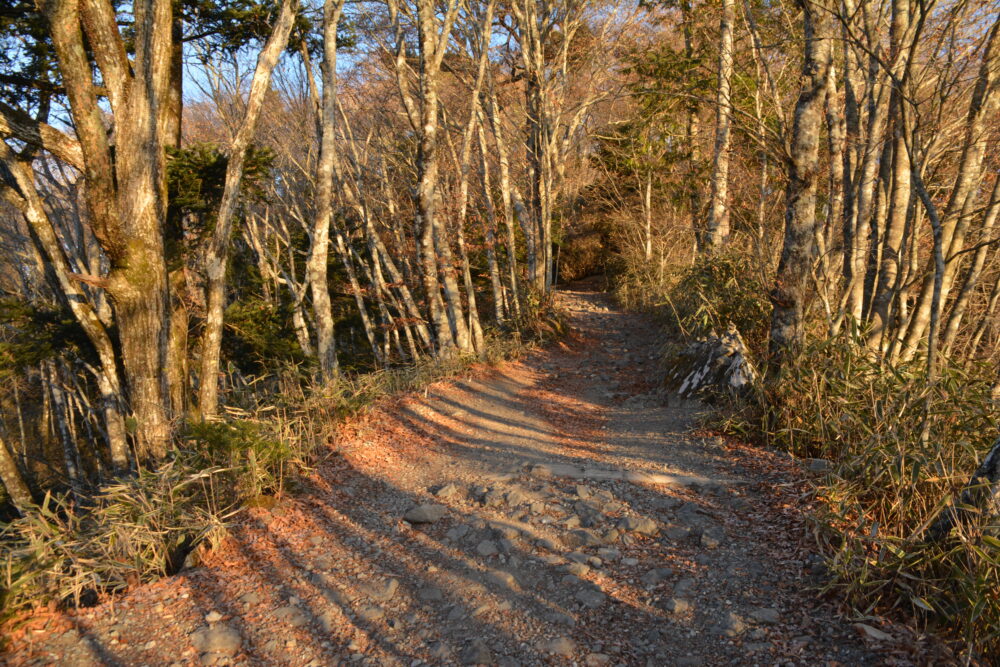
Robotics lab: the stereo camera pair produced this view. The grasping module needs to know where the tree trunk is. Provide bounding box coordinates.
[706,0,735,251]
[0,434,34,512]
[768,0,834,376]
[306,0,347,382]
[198,0,297,418]
[0,143,131,471]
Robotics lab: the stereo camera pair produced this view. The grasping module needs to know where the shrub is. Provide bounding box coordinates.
[741,332,1000,659]
[660,250,771,357]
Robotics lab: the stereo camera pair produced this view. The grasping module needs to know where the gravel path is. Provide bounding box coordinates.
[6,285,889,666]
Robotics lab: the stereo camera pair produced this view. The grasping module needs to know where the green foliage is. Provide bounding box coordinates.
[0,298,93,377]
[184,420,292,497]
[166,142,274,236]
[223,297,310,375]
[625,39,712,121]
[615,250,771,360]
[663,251,772,355]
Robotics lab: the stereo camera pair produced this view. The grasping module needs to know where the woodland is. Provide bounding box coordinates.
[1,0,1000,660]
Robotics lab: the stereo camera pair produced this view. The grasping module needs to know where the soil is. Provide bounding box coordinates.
[4,283,945,666]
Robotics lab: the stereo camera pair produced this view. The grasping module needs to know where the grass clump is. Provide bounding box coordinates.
[1,456,236,620]
[614,249,771,348]
[723,330,1000,659]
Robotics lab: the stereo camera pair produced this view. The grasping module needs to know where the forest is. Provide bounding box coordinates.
[1,0,1000,661]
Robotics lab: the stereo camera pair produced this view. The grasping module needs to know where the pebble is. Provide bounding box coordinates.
[485,570,518,589]
[417,586,444,602]
[358,606,385,622]
[662,598,691,615]
[617,515,658,535]
[719,611,747,637]
[358,578,399,602]
[750,607,781,625]
[640,568,673,587]
[476,540,499,556]
[273,606,308,628]
[700,526,725,549]
[435,483,462,499]
[462,639,493,664]
[564,529,603,548]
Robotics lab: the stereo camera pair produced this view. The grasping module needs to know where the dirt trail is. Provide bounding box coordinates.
[8,285,886,666]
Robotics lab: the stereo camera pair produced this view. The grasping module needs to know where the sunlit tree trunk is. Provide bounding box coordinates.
[706,0,734,251]
[865,0,914,349]
[198,0,297,417]
[768,0,834,375]
[896,17,1000,361]
[307,0,347,382]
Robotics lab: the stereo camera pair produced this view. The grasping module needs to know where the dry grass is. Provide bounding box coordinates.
[720,332,1000,660]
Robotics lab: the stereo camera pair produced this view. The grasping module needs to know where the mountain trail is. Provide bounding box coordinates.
[8,283,902,666]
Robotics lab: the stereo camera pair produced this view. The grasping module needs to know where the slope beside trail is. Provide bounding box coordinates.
[9,283,922,666]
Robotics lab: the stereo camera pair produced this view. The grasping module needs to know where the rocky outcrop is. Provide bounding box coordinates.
[671,325,758,399]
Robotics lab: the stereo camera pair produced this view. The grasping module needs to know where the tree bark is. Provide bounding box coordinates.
[306,0,347,383]
[198,0,297,418]
[0,434,34,512]
[706,0,735,251]
[768,0,834,376]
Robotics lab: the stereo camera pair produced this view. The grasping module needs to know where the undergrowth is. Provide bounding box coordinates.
[0,307,561,625]
[753,333,1000,659]
[628,248,1000,660]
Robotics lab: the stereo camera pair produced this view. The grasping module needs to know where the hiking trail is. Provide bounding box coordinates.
[8,284,888,666]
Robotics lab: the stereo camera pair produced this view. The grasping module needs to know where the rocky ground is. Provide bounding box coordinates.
[5,283,943,666]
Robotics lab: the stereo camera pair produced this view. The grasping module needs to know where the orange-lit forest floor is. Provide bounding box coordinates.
[5,283,947,666]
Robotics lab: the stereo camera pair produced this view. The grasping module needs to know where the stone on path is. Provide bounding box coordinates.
[404,504,446,523]
[191,624,242,657]
[564,529,602,548]
[538,636,575,657]
[358,578,399,602]
[700,525,726,549]
[575,588,607,608]
[617,515,658,535]
[434,483,462,499]
[485,570,518,590]
[273,605,308,627]
[718,611,747,637]
[358,605,385,622]
[750,607,781,625]
[417,586,444,602]
[662,598,691,615]
[462,639,493,665]
[477,540,499,557]
[640,568,673,587]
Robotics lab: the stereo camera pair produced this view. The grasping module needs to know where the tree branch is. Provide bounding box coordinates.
[0,102,85,169]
